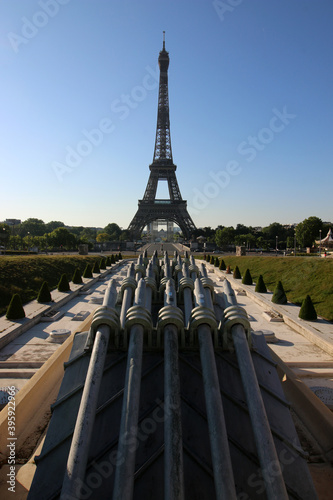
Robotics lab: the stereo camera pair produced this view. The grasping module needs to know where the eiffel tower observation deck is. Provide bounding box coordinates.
[128,33,196,240]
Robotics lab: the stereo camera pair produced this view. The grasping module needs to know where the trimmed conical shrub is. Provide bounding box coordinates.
[106,256,111,266]
[118,252,122,260]
[92,260,100,274]
[58,273,70,292]
[219,259,226,271]
[233,266,241,279]
[210,255,215,265]
[242,268,252,285]
[299,295,317,320]
[37,281,51,303]
[100,258,106,270]
[272,281,287,304]
[83,264,92,278]
[110,254,115,264]
[226,265,231,274]
[6,294,25,320]
[206,254,210,262]
[214,257,219,267]
[72,268,82,284]
[255,275,267,293]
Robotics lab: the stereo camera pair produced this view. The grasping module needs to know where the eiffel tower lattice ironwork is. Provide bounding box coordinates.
[128,33,196,239]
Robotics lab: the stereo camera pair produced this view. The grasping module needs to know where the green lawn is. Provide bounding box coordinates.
[0,254,105,317]
[0,254,332,321]
[216,256,333,321]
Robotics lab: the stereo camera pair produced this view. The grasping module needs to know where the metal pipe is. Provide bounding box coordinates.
[181,263,193,327]
[163,281,184,500]
[112,279,147,500]
[182,262,189,279]
[136,254,144,282]
[232,324,289,499]
[164,250,170,267]
[143,248,149,266]
[199,264,214,311]
[120,262,135,329]
[200,262,208,278]
[151,254,159,285]
[164,258,171,279]
[193,279,237,500]
[176,264,183,285]
[223,279,288,497]
[223,279,237,307]
[60,280,117,500]
[144,262,154,311]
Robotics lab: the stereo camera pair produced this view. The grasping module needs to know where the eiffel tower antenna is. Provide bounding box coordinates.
[128,36,196,240]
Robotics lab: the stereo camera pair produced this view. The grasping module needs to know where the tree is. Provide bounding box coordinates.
[8,235,23,250]
[80,228,96,242]
[272,281,287,304]
[286,236,294,249]
[19,218,46,237]
[45,221,65,233]
[69,226,85,237]
[215,226,235,247]
[235,224,251,235]
[96,232,110,243]
[34,235,48,251]
[6,294,25,319]
[234,234,249,246]
[262,222,286,241]
[295,216,323,248]
[0,223,11,247]
[48,227,77,250]
[242,269,252,285]
[255,275,267,293]
[37,281,51,303]
[299,295,317,321]
[233,266,241,279]
[58,274,70,292]
[72,268,82,284]
[83,264,93,278]
[104,223,122,240]
[219,259,226,271]
[119,230,130,241]
[256,236,268,250]
[92,261,100,273]
[23,234,34,251]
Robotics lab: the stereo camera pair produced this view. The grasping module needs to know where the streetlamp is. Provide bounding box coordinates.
[1,227,6,254]
[276,236,278,256]
[319,230,322,256]
[294,232,296,257]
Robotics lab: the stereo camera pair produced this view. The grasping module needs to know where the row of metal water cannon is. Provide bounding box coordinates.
[60,249,290,500]
[85,249,251,351]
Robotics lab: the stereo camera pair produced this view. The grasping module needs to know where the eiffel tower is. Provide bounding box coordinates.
[128,33,196,240]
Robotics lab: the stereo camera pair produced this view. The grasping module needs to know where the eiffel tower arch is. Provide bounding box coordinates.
[128,33,196,240]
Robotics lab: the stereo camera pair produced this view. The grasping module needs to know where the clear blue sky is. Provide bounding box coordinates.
[0,0,332,230]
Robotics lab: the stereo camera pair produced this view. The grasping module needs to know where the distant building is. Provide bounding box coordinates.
[5,218,21,225]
